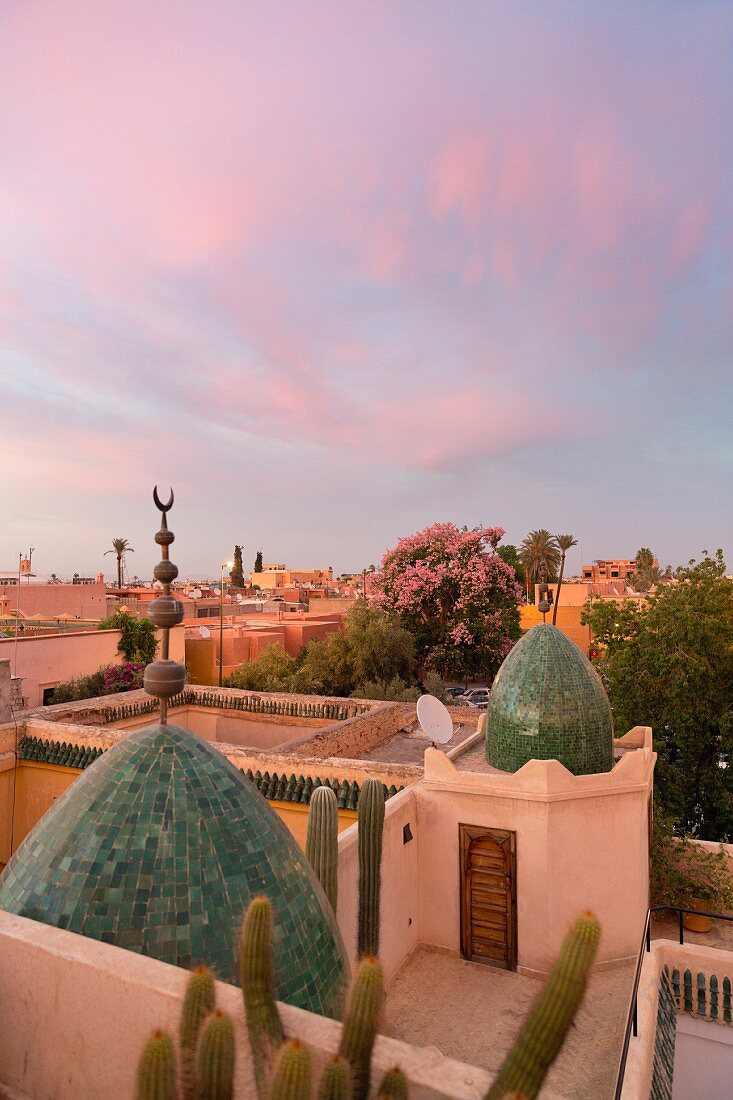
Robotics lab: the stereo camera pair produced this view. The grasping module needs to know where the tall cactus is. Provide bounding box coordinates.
[306,785,339,913]
[338,957,384,1100]
[357,779,385,958]
[180,965,216,1100]
[136,1029,177,1100]
[485,911,601,1100]
[241,896,284,1099]
[317,1056,351,1100]
[377,1068,408,1099]
[197,1010,235,1100]
[269,1039,312,1100]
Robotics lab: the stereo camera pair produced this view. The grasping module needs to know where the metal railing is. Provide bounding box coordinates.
[614,905,733,1098]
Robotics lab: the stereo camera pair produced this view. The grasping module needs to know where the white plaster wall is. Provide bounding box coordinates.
[0,911,492,1100]
[337,787,419,983]
[673,1015,733,1099]
[417,745,653,975]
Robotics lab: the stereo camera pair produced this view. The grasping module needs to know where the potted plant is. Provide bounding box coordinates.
[651,811,733,932]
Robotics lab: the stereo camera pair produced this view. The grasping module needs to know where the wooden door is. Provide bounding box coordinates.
[460,824,517,970]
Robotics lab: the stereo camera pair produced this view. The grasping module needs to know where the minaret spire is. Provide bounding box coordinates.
[144,487,185,724]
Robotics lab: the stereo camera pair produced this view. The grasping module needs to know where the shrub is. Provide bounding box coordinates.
[98,611,158,664]
[651,809,733,912]
[50,668,107,704]
[103,662,145,694]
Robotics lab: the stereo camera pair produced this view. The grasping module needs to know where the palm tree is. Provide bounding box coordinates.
[552,534,578,624]
[519,530,561,601]
[105,538,134,590]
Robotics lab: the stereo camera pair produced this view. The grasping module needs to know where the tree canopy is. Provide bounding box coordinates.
[226,604,422,699]
[98,611,158,665]
[370,522,521,680]
[519,530,560,596]
[582,551,733,839]
[230,545,245,588]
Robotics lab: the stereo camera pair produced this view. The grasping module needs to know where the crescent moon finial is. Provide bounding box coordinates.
[153,485,174,512]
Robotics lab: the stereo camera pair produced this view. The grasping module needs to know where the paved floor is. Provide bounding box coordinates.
[358,724,475,766]
[651,911,733,953]
[385,948,633,1099]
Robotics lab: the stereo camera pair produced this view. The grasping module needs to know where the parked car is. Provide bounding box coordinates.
[446,686,467,699]
[462,688,490,706]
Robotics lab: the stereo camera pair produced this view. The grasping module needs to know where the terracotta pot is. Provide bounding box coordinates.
[683,899,713,933]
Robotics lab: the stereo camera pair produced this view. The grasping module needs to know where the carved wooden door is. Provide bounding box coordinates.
[460,824,517,969]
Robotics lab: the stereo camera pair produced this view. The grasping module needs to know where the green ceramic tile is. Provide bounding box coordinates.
[486,624,614,775]
[0,723,347,1017]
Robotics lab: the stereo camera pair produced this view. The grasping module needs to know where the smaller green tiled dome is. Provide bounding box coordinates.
[486,624,614,775]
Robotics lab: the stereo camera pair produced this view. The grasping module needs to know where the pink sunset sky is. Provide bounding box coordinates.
[1,1,732,579]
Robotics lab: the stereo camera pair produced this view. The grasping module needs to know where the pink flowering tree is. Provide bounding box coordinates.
[370,523,522,679]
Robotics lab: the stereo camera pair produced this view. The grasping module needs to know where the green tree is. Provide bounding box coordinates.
[552,534,578,625]
[519,530,560,600]
[254,550,263,573]
[104,537,134,590]
[225,645,297,692]
[635,547,655,572]
[632,547,660,592]
[582,552,733,839]
[230,546,245,588]
[497,544,526,590]
[98,611,158,664]
[295,605,416,696]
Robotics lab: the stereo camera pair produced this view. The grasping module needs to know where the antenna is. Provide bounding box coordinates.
[416,694,454,745]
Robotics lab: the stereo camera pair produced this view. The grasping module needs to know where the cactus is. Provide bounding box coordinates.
[485,911,601,1100]
[377,1068,408,1099]
[196,1010,235,1100]
[306,785,339,913]
[357,779,385,958]
[241,896,284,1099]
[179,965,216,1100]
[269,1039,311,1100]
[317,1056,351,1100]
[338,957,384,1100]
[136,1029,176,1100]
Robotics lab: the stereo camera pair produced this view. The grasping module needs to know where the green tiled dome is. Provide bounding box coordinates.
[0,724,347,1015]
[486,624,614,775]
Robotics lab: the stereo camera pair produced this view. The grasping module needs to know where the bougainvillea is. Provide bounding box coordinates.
[370,523,522,679]
[103,661,145,694]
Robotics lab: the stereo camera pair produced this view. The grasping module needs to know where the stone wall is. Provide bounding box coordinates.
[285,701,411,759]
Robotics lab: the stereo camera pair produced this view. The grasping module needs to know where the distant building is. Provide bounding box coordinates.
[247,563,334,590]
[581,557,657,583]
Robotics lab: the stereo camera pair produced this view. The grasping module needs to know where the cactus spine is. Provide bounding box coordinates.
[317,1056,351,1100]
[136,1029,177,1100]
[180,965,216,1100]
[357,779,385,959]
[377,1068,408,1099]
[338,957,384,1100]
[196,1010,235,1100]
[485,911,601,1100]
[306,785,339,913]
[269,1039,312,1100]
[241,896,284,1099]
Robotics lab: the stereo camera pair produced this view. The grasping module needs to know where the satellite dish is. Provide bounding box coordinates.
[193,588,203,599]
[236,594,243,603]
[416,694,453,745]
[200,626,211,639]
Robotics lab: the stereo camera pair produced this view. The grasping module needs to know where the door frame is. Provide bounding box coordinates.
[459,823,517,970]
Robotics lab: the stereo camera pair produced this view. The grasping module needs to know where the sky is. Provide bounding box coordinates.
[1,1,732,581]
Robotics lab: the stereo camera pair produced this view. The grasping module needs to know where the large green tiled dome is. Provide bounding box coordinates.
[0,724,347,1016]
[486,624,614,775]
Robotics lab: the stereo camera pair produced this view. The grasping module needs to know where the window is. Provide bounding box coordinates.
[42,687,56,706]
